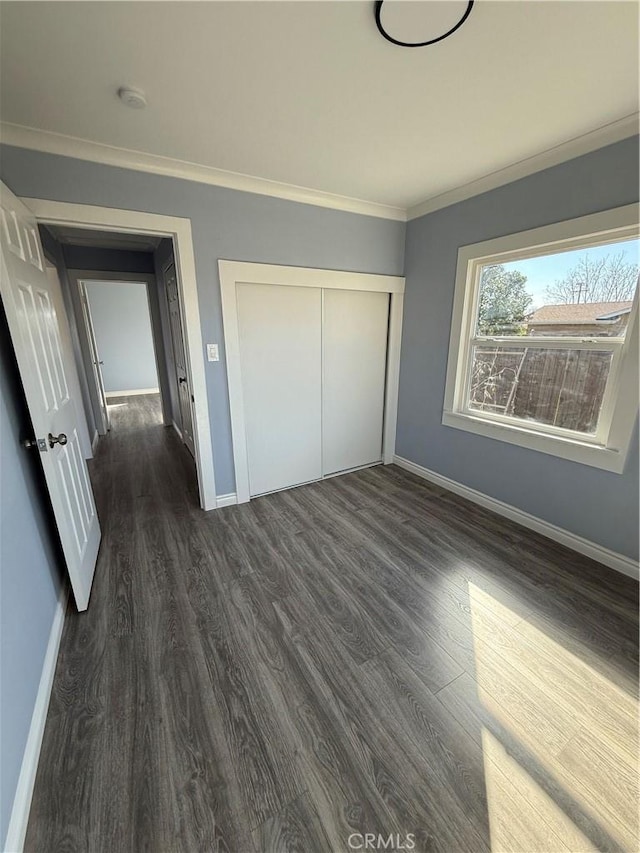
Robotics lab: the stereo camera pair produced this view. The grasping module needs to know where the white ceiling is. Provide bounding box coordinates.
[1,1,638,211]
[45,225,160,252]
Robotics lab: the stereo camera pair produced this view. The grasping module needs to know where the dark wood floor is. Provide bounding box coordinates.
[26,394,638,852]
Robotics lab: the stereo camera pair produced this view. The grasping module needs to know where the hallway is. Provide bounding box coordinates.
[25,396,639,852]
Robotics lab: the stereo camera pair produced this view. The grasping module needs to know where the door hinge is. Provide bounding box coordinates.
[23,437,48,451]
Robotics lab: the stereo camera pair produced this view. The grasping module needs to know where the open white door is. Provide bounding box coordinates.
[45,264,93,459]
[163,259,196,456]
[0,182,101,611]
[78,280,110,434]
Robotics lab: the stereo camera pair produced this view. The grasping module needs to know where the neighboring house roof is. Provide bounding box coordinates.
[527,301,633,325]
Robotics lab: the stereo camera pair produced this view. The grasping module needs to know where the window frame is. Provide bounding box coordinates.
[443,205,639,473]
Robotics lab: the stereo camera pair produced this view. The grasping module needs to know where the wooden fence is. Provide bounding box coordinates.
[469,347,612,434]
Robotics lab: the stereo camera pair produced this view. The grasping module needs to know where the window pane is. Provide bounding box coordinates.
[468,345,613,434]
[476,238,639,338]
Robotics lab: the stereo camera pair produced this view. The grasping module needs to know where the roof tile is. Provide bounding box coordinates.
[528,301,633,324]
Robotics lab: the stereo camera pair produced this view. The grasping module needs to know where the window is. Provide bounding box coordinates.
[443,206,639,472]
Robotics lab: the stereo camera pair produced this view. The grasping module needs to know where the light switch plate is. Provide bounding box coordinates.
[207,343,220,362]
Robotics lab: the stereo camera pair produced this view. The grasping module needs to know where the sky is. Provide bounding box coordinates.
[498,237,640,310]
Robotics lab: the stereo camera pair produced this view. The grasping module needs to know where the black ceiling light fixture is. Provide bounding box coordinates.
[374,0,474,48]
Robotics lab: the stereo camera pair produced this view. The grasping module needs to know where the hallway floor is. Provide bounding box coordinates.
[25,395,639,852]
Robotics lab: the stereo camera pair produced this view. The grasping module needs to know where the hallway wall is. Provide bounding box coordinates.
[85,281,158,394]
[62,245,154,273]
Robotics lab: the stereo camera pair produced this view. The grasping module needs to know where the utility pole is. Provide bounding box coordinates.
[571,281,589,303]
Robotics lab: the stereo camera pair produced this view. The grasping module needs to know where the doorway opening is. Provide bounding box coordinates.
[27,199,217,512]
[39,225,200,496]
[1,184,219,617]
[80,277,161,432]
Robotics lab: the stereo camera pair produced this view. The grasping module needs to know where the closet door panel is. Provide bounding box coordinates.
[237,283,322,496]
[322,289,389,476]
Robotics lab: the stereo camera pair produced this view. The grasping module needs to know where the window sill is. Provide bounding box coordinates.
[441,410,627,473]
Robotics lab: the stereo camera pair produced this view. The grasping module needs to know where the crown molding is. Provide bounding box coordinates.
[2,114,637,225]
[406,113,640,221]
[0,122,406,222]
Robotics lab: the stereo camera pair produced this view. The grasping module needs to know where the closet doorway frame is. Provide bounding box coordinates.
[219,260,405,504]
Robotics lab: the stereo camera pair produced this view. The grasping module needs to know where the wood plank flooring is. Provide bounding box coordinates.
[25,394,639,852]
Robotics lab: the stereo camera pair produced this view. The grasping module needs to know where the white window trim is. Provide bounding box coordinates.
[443,204,639,473]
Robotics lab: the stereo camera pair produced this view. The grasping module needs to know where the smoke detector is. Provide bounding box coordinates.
[117,86,147,109]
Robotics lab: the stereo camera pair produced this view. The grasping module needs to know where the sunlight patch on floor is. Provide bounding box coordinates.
[482,728,594,852]
[469,582,639,852]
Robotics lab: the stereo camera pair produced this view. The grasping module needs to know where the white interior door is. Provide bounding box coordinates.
[164,260,195,457]
[46,264,93,459]
[322,289,389,476]
[0,182,101,611]
[79,281,109,434]
[237,282,322,496]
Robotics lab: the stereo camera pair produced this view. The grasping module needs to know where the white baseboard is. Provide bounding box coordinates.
[393,455,639,581]
[91,430,99,454]
[216,492,237,508]
[171,420,183,440]
[105,388,159,398]
[4,585,69,853]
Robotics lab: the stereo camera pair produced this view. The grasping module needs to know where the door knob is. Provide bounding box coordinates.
[48,432,68,448]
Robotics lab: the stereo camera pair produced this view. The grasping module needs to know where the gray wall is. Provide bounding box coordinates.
[0,307,64,844]
[85,281,159,393]
[62,245,154,273]
[0,145,405,495]
[399,135,639,560]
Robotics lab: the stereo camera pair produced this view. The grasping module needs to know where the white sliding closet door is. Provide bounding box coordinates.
[237,283,322,496]
[322,289,389,476]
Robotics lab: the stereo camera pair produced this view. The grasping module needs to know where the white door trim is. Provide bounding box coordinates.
[23,199,217,511]
[219,260,405,294]
[219,260,405,504]
[383,291,404,465]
